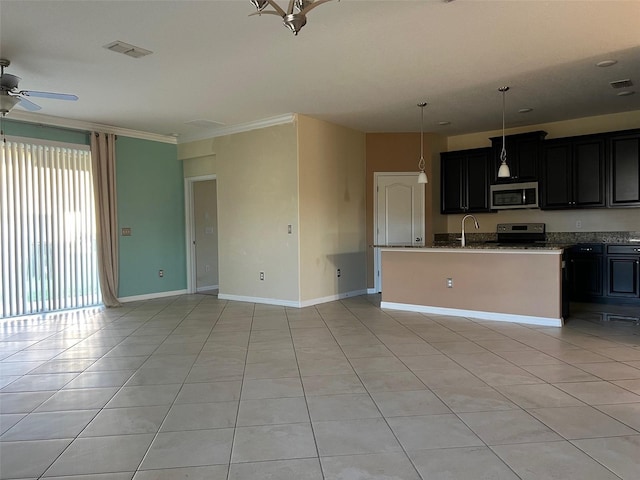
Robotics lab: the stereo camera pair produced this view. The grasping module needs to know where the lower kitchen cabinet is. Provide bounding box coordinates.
[568,244,604,301]
[568,244,640,305]
[607,245,640,298]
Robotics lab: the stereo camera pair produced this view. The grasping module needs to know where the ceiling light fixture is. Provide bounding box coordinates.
[497,86,511,179]
[249,0,336,35]
[417,102,428,184]
[0,92,20,116]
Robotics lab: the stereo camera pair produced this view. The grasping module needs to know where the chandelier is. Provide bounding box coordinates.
[250,0,336,36]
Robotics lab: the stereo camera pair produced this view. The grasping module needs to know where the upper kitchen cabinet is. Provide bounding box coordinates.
[609,130,640,207]
[441,147,492,214]
[541,136,605,209]
[490,131,547,183]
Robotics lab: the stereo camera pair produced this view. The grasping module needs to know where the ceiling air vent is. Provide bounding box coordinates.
[609,79,633,89]
[103,41,152,59]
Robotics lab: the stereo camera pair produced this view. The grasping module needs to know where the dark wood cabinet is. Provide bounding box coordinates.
[607,245,640,298]
[569,244,640,305]
[490,131,547,183]
[541,136,605,209]
[609,131,640,206]
[568,244,604,300]
[441,148,492,214]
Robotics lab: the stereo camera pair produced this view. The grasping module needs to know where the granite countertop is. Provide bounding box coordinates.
[375,243,568,251]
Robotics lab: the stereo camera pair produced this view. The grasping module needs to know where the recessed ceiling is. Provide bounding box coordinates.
[1,0,639,141]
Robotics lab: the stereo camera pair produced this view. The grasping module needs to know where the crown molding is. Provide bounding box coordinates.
[6,111,178,144]
[177,113,297,144]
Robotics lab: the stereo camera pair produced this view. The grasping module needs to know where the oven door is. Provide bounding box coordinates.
[490,182,539,210]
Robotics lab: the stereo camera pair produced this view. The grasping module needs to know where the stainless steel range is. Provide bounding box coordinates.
[490,223,546,246]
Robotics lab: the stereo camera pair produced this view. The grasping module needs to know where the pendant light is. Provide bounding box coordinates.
[417,102,428,184]
[497,86,511,178]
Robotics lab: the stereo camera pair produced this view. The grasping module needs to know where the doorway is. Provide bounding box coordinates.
[184,175,219,294]
[373,172,425,293]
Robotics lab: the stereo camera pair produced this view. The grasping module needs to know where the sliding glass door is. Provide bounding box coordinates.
[1,138,100,318]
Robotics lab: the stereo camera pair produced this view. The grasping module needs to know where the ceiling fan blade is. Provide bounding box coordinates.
[18,96,42,111]
[20,90,78,101]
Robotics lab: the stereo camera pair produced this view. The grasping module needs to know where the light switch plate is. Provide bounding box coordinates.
[121,227,132,236]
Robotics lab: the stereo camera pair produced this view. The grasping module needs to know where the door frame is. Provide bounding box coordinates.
[373,172,425,293]
[184,174,218,294]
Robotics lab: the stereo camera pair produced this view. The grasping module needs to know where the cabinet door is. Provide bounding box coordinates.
[491,131,546,183]
[609,133,640,206]
[541,141,572,208]
[465,150,491,212]
[570,255,603,299]
[574,138,605,207]
[607,256,639,297]
[441,153,465,214]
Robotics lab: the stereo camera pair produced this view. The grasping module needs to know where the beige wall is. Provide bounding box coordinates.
[443,110,640,235]
[298,115,367,302]
[193,180,219,290]
[365,132,447,288]
[215,123,300,302]
[382,249,562,320]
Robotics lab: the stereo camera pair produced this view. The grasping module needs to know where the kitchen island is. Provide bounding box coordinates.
[380,245,567,327]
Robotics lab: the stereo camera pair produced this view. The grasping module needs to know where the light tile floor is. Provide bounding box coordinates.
[1,295,639,479]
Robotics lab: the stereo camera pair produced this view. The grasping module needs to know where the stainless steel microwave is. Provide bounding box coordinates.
[490,182,539,210]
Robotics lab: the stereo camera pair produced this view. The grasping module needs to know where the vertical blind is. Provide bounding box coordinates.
[1,138,100,318]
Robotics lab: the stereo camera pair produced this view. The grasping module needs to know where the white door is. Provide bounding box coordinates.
[374,173,425,292]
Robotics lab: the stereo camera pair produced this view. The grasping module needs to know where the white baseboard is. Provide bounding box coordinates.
[380,301,563,327]
[196,284,219,293]
[218,289,369,309]
[367,288,379,294]
[299,289,369,308]
[119,289,188,303]
[217,294,300,308]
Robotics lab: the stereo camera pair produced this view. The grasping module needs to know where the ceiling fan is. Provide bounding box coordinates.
[250,0,336,35]
[0,58,78,116]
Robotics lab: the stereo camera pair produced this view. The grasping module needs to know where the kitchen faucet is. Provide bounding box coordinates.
[461,214,480,247]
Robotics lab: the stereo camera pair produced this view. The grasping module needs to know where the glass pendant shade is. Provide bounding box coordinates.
[497,160,511,178]
[417,102,428,184]
[0,94,19,115]
[497,86,511,178]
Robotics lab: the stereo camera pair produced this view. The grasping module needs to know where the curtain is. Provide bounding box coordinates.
[90,132,121,307]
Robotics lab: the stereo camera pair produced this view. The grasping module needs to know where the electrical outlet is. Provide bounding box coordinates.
[259,271,265,281]
[576,220,582,229]
[446,277,453,288]
[337,268,341,278]
[159,269,164,278]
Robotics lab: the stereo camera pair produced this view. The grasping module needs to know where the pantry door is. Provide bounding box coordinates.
[374,173,425,292]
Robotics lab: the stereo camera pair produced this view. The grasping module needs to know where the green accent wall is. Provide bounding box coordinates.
[116,136,185,297]
[4,119,185,299]
[3,119,89,145]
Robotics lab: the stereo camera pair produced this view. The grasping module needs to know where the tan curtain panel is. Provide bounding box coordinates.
[90,132,121,307]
